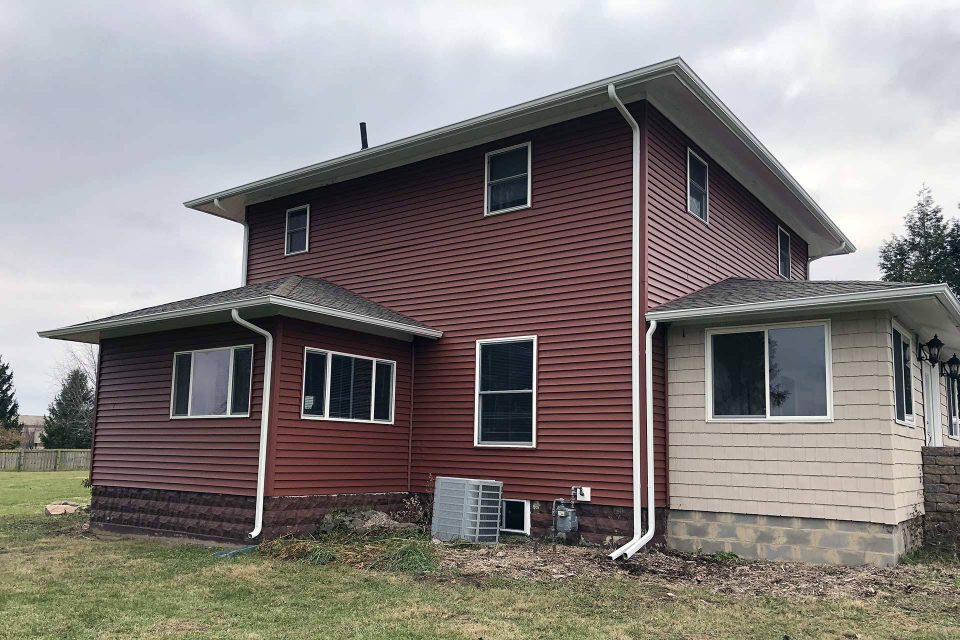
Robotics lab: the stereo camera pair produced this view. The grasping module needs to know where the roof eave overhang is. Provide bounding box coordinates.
[38,296,443,344]
[647,284,960,326]
[183,58,853,260]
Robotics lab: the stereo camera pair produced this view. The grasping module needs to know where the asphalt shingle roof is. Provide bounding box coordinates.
[649,278,929,314]
[68,275,435,331]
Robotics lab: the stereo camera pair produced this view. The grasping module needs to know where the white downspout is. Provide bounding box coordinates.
[230,309,273,540]
[607,83,656,560]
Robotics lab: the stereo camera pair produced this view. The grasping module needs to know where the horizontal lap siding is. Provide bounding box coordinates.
[246,107,655,507]
[269,317,412,495]
[94,323,269,495]
[646,106,808,309]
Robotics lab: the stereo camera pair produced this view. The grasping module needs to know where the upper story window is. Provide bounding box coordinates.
[707,321,831,421]
[485,143,531,215]
[475,336,537,446]
[892,323,914,424]
[301,348,395,424]
[687,148,708,222]
[778,226,792,278]
[171,345,253,418]
[285,205,310,255]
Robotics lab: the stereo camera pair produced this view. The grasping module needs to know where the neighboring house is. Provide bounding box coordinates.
[19,415,45,449]
[40,58,959,566]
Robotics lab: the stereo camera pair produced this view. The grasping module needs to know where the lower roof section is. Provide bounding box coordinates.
[647,277,960,353]
[38,275,442,343]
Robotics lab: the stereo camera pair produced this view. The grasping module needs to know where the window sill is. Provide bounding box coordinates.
[946,434,959,441]
[284,249,308,257]
[686,207,709,225]
[171,414,250,420]
[706,417,833,424]
[894,418,916,428]
[500,528,530,535]
[300,414,394,426]
[474,442,536,449]
[485,203,531,217]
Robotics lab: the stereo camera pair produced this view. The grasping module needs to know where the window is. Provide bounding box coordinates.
[778,226,791,279]
[485,143,530,215]
[500,499,530,534]
[949,377,960,438]
[892,324,914,423]
[475,336,536,446]
[707,321,831,421]
[171,345,253,418]
[687,148,708,222]
[285,205,309,255]
[301,348,395,423]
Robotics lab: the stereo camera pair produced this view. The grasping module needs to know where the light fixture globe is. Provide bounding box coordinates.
[947,354,960,380]
[926,334,945,364]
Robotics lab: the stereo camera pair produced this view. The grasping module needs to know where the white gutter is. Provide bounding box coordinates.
[606,83,656,561]
[230,309,273,540]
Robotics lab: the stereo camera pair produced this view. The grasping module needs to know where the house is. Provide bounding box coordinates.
[19,415,45,449]
[40,58,959,566]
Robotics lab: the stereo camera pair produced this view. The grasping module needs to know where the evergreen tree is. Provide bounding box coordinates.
[879,186,958,288]
[0,355,20,431]
[41,368,93,449]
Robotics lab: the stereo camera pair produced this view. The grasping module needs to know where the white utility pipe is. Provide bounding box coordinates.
[230,309,273,540]
[606,83,656,560]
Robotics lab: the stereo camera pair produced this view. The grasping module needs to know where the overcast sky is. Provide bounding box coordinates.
[2,0,959,415]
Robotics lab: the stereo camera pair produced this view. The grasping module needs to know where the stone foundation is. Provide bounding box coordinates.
[922,446,960,553]
[668,509,920,566]
[263,492,412,538]
[527,500,667,546]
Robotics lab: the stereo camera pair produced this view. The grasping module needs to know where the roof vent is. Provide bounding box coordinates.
[431,476,502,543]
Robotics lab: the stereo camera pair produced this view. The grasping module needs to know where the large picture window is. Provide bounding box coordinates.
[171,345,253,418]
[475,336,536,446]
[707,322,831,421]
[485,143,531,215]
[892,324,914,423]
[301,348,395,424]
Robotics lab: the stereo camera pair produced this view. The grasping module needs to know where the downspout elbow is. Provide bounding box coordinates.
[229,308,273,540]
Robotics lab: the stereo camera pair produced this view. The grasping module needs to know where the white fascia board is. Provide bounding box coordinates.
[646,284,957,323]
[38,296,442,341]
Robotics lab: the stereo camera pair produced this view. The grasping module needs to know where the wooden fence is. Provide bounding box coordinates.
[0,449,90,472]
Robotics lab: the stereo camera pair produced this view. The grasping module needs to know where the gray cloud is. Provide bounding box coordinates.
[2,0,959,413]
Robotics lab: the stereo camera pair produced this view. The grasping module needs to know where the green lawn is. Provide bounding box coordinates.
[0,472,958,639]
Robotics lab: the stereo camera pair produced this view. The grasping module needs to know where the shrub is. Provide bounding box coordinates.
[0,428,21,450]
[369,541,438,573]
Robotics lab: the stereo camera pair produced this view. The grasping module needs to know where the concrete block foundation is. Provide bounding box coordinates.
[668,509,921,566]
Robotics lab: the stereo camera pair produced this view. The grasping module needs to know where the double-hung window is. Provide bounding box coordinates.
[892,324,914,424]
[301,348,395,423]
[485,143,531,215]
[285,205,309,255]
[475,336,537,446]
[707,321,831,421]
[687,148,708,222]
[171,345,253,418]
[778,226,791,279]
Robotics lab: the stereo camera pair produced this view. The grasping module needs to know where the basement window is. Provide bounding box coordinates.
[500,499,531,534]
[285,205,309,255]
[778,226,791,279]
[687,148,708,222]
[892,323,914,424]
[475,336,537,447]
[485,143,531,215]
[301,348,395,423]
[171,345,253,418]
[707,321,831,421]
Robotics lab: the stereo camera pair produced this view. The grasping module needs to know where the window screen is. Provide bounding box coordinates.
[778,227,791,278]
[301,350,395,423]
[172,353,191,417]
[302,351,327,416]
[687,150,708,221]
[374,361,394,422]
[285,205,309,254]
[487,145,529,213]
[230,347,253,415]
[893,327,913,422]
[477,338,535,444]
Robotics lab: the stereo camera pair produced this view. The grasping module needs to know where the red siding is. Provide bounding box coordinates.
[246,108,648,507]
[268,317,413,496]
[645,106,809,307]
[94,323,269,495]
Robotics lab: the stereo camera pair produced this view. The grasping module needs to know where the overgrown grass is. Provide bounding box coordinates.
[1,473,959,639]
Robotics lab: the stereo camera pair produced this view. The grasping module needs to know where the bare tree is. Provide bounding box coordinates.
[51,344,99,393]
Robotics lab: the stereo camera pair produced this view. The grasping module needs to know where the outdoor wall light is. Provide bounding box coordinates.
[946,354,960,381]
[919,334,945,365]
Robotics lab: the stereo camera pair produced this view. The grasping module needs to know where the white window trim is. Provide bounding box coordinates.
[778,225,791,279]
[170,344,254,419]
[300,346,396,425]
[892,318,916,427]
[686,147,709,224]
[946,376,959,439]
[705,319,833,423]
[474,335,538,448]
[484,142,532,217]
[499,498,531,535]
[284,204,310,256]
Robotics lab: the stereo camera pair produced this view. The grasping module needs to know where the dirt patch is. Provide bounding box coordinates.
[436,541,960,601]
